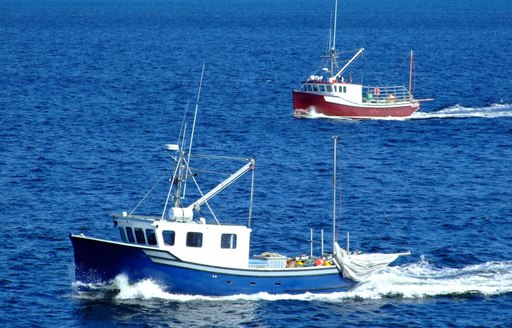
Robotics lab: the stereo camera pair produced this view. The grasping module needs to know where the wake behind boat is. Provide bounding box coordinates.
[292,0,432,119]
[70,69,409,296]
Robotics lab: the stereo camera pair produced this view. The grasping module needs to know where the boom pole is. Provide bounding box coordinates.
[187,158,256,212]
[409,50,413,100]
[332,136,338,254]
[333,47,364,80]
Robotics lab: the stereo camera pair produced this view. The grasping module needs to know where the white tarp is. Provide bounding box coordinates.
[333,242,410,282]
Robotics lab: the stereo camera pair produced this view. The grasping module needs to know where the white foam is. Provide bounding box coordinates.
[411,103,512,119]
[76,260,512,302]
[296,103,512,121]
[349,259,512,300]
[113,274,172,300]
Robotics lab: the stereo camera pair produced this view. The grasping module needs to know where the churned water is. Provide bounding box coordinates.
[1,0,511,327]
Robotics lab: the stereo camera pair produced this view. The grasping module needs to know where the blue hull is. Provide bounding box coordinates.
[70,234,357,296]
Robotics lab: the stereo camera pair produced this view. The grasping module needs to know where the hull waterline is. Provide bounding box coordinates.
[70,234,357,296]
[293,90,420,119]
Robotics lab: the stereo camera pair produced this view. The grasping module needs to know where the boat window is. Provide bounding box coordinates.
[319,85,325,92]
[134,228,146,244]
[313,85,318,92]
[221,234,237,249]
[325,85,332,92]
[162,230,175,246]
[343,86,347,93]
[186,232,203,247]
[333,85,337,92]
[146,229,157,245]
[126,227,135,243]
[119,227,127,242]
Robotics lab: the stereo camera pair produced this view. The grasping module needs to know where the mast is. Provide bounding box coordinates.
[328,14,333,54]
[182,63,206,201]
[248,161,256,228]
[162,64,205,217]
[332,0,338,51]
[408,50,414,100]
[330,0,339,76]
[332,136,338,254]
[187,63,205,166]
[323,0,339,77]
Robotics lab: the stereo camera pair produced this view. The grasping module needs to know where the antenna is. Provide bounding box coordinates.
[187,63,206,164]
[328,13,333,52]
[327,0,339,77]
[162,64,206,217]
[409,50,414,100]
[332,0,338,51]
[177,100,190,147]
[182,63,206,199]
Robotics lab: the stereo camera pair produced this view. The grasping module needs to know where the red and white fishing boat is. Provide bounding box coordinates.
[293,1,430,119]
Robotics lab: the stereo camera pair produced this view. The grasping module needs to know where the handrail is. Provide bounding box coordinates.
[300,80,416,104]
[362,85,413,103]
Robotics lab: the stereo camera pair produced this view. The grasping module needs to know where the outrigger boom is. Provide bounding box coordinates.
[333,47,364,81]
[186,158,255,214]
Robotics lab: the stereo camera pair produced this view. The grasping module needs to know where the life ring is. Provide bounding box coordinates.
[374,87,381,96]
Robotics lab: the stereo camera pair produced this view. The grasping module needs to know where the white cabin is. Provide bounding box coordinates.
[302,81,363,104]
[115,213,252,269]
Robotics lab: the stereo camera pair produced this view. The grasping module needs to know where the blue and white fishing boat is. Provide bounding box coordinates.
[70,70,409,296]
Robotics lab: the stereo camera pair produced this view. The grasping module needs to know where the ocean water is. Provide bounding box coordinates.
[1,0,512,327]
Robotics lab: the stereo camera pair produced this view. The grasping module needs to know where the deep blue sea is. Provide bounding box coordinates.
[1,0,512,326]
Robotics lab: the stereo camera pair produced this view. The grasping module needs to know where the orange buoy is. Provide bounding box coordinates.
[315,258,324,266]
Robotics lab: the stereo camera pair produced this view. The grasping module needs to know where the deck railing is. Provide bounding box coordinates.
[362,85,413,103]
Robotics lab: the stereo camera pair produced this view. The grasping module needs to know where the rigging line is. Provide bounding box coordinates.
[183,64,205,199]
[385,52,411,86]
[189,167,232,176]
[336,181,343,242]
[186,63,206,174]
[188,157,252,177]
[182,155,220,225]
[207,170,246,220]
[335,139,344,244]
[190,153,250,161]
[327,12,333,51]
[359,52,386,87]
[334,48,363,66]
[177,100,190,147]
[339,48,363,55]
[161,154,183,219]
[412,58,417,95]
[129,165,173,216]
[383,211,410,249]
[333,135,339,253]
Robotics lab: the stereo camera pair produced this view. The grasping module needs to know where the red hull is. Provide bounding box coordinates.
[293,90,419,119]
